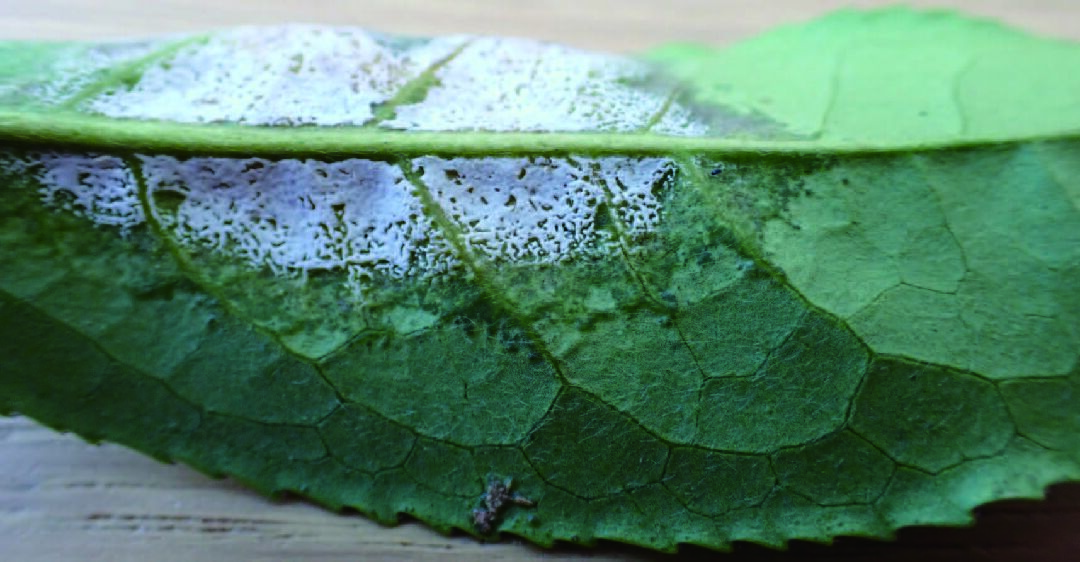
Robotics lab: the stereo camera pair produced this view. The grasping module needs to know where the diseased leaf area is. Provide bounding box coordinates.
[2,139,1078,550]
[1,8,1079,553]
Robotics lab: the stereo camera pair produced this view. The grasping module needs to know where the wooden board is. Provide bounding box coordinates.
[3,0,1080,51]
[3,1,1080,560]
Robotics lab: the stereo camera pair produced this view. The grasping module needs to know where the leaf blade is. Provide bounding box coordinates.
[1,8,1079,552]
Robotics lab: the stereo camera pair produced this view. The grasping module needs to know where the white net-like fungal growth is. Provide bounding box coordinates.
[415,156,674,263]
[68,25,708,134]
[386,37,684,133]
[590,157,673,237]
[4,151,678,282]
[140,156,458,281]
[88,26,468,126]
[0,152,144,231]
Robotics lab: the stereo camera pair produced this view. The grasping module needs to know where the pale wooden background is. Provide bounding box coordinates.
[2,1,1080,560]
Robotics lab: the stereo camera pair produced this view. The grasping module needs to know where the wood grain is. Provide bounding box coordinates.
[2,1,1080,560]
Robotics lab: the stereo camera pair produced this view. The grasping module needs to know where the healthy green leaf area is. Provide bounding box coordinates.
[1,7,1079,552]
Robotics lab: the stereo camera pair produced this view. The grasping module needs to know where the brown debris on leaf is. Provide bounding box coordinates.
[472,477,535,535]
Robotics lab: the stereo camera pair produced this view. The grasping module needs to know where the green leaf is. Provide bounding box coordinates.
[1,7,1078,552]
[647,7,1080,144]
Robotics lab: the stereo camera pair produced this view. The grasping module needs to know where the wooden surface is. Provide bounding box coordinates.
[2,0,1080,51]
[2,1,1080,560]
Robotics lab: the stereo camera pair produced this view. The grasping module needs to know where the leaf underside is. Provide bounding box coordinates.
[1,7,1079,552]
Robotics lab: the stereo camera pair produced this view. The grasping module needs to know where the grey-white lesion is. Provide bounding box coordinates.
[6,149,678,281]
[412,156,673,265]
[139,155,459,282]
[0,151,144,232]
[83,26,470,127]
[380,35,705,134]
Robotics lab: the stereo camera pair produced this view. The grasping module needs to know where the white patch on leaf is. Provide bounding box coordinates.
[140,156,458,282]
[1,152,143,231]
[87,26,467,126]
[384,37,698,133]
[66,25,707,134]
[415,156,674,263]
[3,152,676,285]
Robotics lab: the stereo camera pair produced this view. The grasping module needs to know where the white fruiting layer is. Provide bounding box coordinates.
[61,25,707,134]
[3,152,674,285]
[384,37,702,134]
[88,26,468,126]
[141,156,457,280]
[1,153,144,231]
[416,156,672,262]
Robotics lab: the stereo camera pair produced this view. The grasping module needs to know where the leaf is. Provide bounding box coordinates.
[647,8,1080,144]
[0,7,1078,552]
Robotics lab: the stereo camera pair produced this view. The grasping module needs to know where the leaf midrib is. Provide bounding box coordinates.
[2,110,1077,159]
